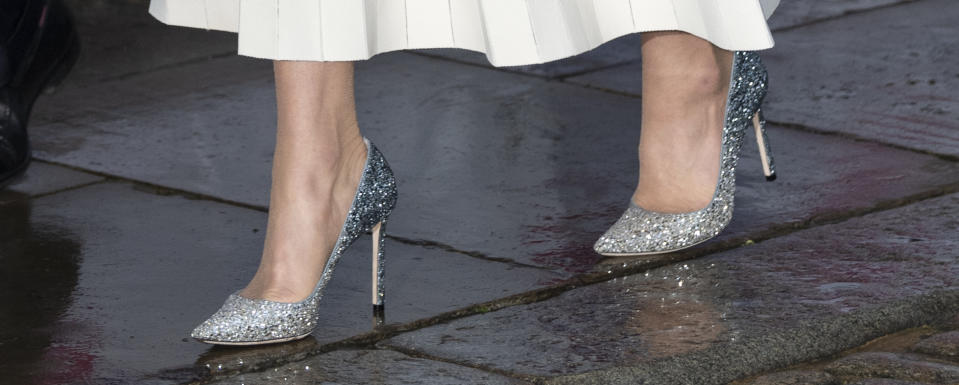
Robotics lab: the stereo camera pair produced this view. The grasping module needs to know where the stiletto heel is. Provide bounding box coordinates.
[371,221,386,325]
[594,51,769,256]
[753,109,776,182]
[191,138,398,345]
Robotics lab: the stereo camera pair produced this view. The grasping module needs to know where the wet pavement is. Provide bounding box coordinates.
[736,317,959,385]
[2,0,958,384]
[385,193,959,381]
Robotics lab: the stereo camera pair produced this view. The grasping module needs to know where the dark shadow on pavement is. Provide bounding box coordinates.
[0,194,83,385]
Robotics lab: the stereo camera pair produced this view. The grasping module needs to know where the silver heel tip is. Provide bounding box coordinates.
[373,304,385,327]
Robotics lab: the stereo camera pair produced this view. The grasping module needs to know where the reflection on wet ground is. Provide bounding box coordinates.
[0,197,83,385]
[190,336,320,379]
[621,265,726,360]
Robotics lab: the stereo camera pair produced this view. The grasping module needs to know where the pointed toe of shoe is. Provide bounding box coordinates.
[593,234,622,255]
[190,319,222,342]
[188,295,260,344]
[593,208,645,256]
[593,232,645,256]
[189,293,319,345]
[189,310,240,343]
[190,324,206,340]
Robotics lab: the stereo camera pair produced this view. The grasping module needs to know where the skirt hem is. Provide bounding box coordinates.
[149,0,778,67]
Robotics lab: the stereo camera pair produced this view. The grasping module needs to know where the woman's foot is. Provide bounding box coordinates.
[595,49,771,256]
[632,32,734,214]
[238,61,367,303]
[239,136,367,303]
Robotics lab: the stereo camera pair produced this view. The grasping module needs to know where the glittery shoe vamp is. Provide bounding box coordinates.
[593,52,766,256]
[190,294,318,343]
[593,202,733,255]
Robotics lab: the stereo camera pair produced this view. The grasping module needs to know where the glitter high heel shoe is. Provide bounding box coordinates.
[593,51,775,256]
[190,138,397,345]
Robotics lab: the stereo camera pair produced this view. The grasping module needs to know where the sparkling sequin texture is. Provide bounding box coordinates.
[593,51,770,256]
[191,139,398,345]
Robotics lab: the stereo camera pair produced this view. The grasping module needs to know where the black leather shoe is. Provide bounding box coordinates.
[0,0,79,188]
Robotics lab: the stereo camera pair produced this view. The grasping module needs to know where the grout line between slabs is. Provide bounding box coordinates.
[381,344,542,384]
[767,119,959,162]
[25,178,109,200]
[388,234,553,271]
[1,177,108,206]
[93,50,239,84]
[28,158,551,272]
[31,158,269,212]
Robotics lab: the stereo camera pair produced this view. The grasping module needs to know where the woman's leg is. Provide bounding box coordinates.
[633,32,734,213]
[239,61,368,303]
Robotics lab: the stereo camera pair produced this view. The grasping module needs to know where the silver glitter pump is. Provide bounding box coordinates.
[191,138,397,345]
[594,51,775,256]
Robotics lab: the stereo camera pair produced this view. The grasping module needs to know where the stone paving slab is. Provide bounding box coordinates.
[0,162,101,204]
[206,349,524,385]
[32,53,272,127]
[762,0,959,157]
[32,0,236,127]
[31,55,278,204]
[61,0,236,88]
[382,192,959,383]
[28,49,959,275]
[0,182,557,384]
[569,0,959,157]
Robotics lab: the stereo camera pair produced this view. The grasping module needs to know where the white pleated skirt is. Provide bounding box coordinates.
[149,0,779,67]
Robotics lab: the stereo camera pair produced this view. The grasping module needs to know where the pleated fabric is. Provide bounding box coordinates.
[149,0,779,67]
